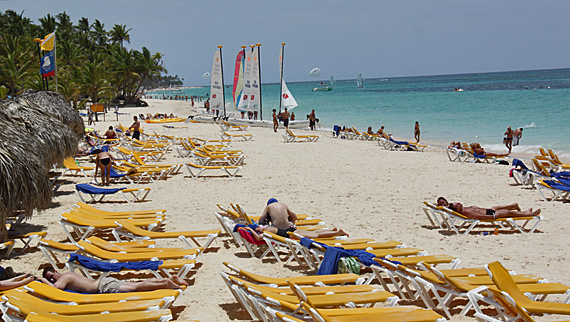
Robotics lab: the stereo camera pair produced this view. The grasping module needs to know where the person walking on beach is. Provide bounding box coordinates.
[504,126,513,152]
[414,121,421,142]
[309,109,316,131]
[272,109,278,132]
[87,108,95,126]
[129,116,141,140]
[513,128,523,146]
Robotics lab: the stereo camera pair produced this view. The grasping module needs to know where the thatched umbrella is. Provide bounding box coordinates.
[16,90,84,137]
[0,91,84,241]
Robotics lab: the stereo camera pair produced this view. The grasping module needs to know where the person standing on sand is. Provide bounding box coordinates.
[282,108,290,129]
[504,126,513,152]
[414,121,420,142]
[272,109,278,132]
[129,116,141,140]
[513,128,523,146]
[94,149,114,186]
[309,109,316,131]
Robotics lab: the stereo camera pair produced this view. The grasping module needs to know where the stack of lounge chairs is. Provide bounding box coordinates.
[216,201,569,321]
[14,201,223,321]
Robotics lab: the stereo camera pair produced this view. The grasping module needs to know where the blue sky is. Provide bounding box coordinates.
[4,0,570,86]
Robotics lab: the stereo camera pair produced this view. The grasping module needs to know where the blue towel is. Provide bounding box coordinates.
[69,253,162,272]
[317,247,349,275]
[232,223,259,233]
[557,177,570,186]
[76,183,125,194]
[544,180,570,192]
[473,152,487,159]
[300,237,315,249]
[551,171,570,179]
[389,138,410,146]
[512,158,528,170]
[109,168,126,178]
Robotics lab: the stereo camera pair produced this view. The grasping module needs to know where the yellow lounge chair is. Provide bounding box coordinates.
[486,261,570,317]
[184,162,242,178]
[113,219,220,250]
[19,309,173,322]
[59,210,161,242]
[282,129,320,143]
[73,202,165,216]
[2,289,166,316]
[6,230,47,256]
[220,131,253,141]
[22,280,181,307]
[76,240,201,261]
[62,157,94,177]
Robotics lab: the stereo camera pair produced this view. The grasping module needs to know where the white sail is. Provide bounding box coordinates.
[237,48,253,111]
[248,46,261,112]
[280,78,298,111]
[357,73,363,88]
[330,75,335,86]
[210,50,224,111]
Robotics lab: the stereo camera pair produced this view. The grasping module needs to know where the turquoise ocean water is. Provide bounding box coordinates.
[150,68,570,157]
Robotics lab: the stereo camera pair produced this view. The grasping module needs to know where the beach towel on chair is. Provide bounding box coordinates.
[236,227,266,245]
[512,158,528,170]
[389,138,410,146]
[76,183,125,194]
[109,168,126,178]
[69,253,162,272]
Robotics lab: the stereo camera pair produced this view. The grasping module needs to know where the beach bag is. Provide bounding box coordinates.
[338,257,360,275]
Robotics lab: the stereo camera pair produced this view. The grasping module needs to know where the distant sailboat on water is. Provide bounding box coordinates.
[356,73,364,89]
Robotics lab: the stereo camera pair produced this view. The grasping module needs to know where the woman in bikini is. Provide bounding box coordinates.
[436,197,540,219]
[94,150,114,186]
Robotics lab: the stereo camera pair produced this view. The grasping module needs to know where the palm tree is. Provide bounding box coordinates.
[38,14,57,35]
[110,47,140,103]
[75,17,90,35]
[134,47,166,95]
[81,58,113,104]
[90,19,107,48]
[56,12,73,39]
[109,24,132,49]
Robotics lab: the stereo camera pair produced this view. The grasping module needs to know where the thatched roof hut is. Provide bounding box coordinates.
[0,91,83,241]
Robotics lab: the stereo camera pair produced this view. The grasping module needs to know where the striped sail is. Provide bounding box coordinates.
[210,50,224,111]
[248,46,261,112]
[237,48,254,111]
[232,51,245,109]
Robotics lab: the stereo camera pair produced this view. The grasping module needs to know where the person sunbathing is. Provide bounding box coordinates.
[0,267,34,291]
[470,143,510,157]
[243,225,349,240]
[448,141,462,149]
[436,197,540,219]
[40,266,187,294]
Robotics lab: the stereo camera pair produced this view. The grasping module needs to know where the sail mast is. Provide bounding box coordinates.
[279,42,285,112]
[218,45,226,117]
[256,43,263,121]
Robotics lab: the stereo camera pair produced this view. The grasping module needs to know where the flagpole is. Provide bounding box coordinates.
[218,45,226,117]
[54,31,58,93]
[32,40,45,91]
[279,43,285,113]
[256,43,263,121]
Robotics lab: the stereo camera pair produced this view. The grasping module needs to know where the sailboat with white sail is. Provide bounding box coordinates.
[357,73,364,89]
[312,75,334,91]
[226,43,308,129]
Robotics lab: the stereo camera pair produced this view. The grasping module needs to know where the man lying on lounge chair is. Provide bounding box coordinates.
[39,266,187,294]
[243,225,348,240]
[436,197,541,219]
[470,143,510,157]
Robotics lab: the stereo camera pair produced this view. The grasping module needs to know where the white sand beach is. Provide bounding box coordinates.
[4,99,569,321]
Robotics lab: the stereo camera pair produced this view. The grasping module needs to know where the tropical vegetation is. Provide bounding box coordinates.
[0,10,179,106]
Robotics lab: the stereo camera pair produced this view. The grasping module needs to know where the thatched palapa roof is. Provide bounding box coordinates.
[0,91,84,241]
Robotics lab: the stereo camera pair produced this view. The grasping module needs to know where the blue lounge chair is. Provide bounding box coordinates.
[75,183,151,203]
